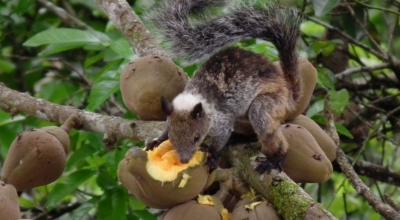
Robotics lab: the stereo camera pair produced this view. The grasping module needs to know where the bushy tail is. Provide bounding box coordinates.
[152,0,302,98]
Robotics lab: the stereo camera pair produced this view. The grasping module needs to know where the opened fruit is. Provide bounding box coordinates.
[0,181,20,220]
[147,140,205,182]
[281,124,333,183]
[118,141,209,209]
[1,128,69,191]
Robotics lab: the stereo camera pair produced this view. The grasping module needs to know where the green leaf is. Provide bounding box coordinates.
[87,77,119,111]
[329,89,350,115]
[306,99,325,117]
[312,41,337,57]
[96,166,117,190]
[46,169,95,208]
[24,28,110,47]
[19,197,35,209]
[97,188,129,220]
[318,68,336,90]
[336,123,354,139]
[0,59,16,74]
[300,21,326,38]
[110,38,134,58]
[133,210,157,220]
[39,43,86,56]
[312,0,341,17]
[67,142,97,169]
[0,115,26,127]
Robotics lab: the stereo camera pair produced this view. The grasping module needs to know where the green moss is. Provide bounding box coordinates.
[268,179,313,220]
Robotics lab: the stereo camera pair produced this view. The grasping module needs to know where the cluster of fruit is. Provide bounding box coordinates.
[116,57,338,219]
[118,139,283,220]
[0,54,338,219]
[0,125,70,219]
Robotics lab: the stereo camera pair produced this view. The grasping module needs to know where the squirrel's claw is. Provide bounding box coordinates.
[255,155,285,174]
[145,138,161,150]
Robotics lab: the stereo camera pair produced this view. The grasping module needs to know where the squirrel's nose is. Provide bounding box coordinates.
[179,155,191,164]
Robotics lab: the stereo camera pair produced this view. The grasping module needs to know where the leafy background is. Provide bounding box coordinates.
[0,0,399,219]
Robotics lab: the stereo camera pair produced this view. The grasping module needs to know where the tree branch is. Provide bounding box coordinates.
[354,160,400,186]
[229,144,337,220]
[324,110,400,220]
[0,83,165,142]
[96,0,167,57]
[336,63,391,79]
[333,160,400,186]
[38,0,91,29]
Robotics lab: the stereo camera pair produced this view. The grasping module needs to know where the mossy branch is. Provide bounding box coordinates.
[229,144,337,220]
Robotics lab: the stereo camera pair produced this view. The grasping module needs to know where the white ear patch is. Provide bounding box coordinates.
[173,93,203,111]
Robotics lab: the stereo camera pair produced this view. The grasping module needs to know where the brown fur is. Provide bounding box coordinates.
[159,48,299,163]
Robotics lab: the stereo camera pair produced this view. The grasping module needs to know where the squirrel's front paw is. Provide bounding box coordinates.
[145,138,161,150]
[255,154,286,174]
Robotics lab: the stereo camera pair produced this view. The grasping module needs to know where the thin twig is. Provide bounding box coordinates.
[306,16,387,61]
[38,0,91,29]
[34,202,81,220]
[344,1,385,55]
[324,108,400,220]
[355,0,400,16]
[336,63,391,78]
[351,160,400,186]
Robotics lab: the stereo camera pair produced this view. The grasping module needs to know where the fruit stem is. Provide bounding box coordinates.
[61,114,80,133]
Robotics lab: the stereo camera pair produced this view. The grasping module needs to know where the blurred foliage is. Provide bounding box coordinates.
[0,0,399,219]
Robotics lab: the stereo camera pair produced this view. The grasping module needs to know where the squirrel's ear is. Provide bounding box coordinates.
[191,103,203,119]
[161,96,173,115]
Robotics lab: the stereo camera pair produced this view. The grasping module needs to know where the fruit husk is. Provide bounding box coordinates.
[284,59,318,120]
[281,124,333,183]
[162,200,221,220]
[1,129,68,191]
[231,199,280,220]
[291,115,337,161]
[118,147,209,209]
[0,181,20,220]
[40,126,70,154]
[120,55,188,120]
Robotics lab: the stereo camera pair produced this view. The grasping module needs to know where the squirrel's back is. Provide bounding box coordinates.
[186,47,288,116]
[152,0,302,102]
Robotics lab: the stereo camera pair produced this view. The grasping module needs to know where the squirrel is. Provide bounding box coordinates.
[147,0,303,169]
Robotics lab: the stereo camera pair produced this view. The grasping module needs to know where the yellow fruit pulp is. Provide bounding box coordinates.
[146,140,204,182]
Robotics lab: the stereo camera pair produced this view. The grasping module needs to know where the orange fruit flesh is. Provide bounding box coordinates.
[146,140,204,182]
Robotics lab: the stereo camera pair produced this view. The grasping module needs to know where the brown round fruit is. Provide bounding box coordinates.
[1,128,69,191]
[118,141,209,209]
[231,199,279,220]
[163,200,220,220]
[291,115,337,161]
[284,59,318,120]
[40,126,70,154]
[120,55,188,120]
[163,196,229,220]
[0,181,20,220]
[281,124,333,183]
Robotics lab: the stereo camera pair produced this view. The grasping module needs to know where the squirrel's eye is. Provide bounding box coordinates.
[194,136,200,142]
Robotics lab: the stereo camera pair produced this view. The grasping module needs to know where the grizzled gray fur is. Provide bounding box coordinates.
[148,0,303,165]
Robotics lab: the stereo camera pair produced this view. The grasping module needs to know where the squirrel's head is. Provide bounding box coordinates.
[161,94,211,163]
